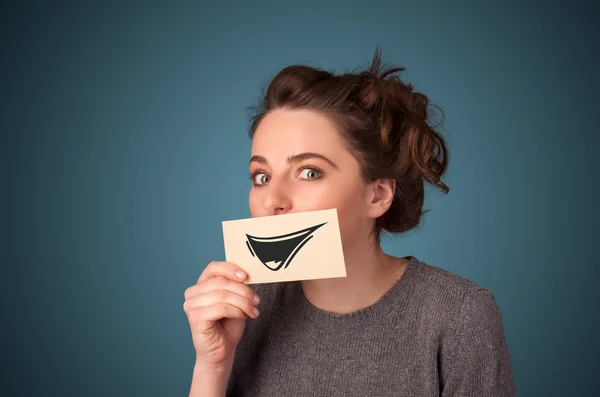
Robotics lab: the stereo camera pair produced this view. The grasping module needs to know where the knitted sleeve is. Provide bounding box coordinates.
[441,288,517,396]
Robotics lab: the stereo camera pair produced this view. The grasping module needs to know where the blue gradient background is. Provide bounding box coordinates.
[3,1,598,396]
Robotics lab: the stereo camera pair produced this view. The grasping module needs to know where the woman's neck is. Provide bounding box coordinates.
[300,238,409,315]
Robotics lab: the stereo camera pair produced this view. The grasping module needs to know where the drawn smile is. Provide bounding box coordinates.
[245,223,327,271]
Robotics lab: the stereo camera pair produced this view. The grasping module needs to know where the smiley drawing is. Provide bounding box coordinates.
[245,223,327,271]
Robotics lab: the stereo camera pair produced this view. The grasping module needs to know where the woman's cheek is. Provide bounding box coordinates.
[290,184,326,210]
[248,190,267,217]
[333,191,368,247]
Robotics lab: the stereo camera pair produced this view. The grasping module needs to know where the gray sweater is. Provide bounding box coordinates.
[227,256,516,396]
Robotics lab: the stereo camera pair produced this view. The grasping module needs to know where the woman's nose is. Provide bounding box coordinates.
[262,179,292,216]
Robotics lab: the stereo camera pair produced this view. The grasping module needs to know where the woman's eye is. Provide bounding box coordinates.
[299,168,322,180]
[254,173,270,185]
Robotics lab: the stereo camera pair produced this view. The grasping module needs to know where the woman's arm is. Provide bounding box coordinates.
[441,288,517,396]
[188,359,232,397]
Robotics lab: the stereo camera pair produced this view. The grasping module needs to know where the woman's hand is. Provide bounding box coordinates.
[183,261,261,369]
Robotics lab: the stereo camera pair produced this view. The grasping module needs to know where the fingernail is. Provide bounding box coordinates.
[254,308,260,317]
[253,295,261,305]
[236,271,246,280]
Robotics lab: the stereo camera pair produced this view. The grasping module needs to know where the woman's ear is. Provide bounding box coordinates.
[366,178,396,219]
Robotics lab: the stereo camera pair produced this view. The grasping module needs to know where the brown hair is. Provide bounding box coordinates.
[247,48,449,241]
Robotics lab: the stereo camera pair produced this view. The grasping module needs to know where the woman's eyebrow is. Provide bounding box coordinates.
[249,155,268,165]
[288,152,339,169]
[249,153,339,170]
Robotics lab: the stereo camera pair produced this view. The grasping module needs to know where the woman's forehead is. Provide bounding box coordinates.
[251,109,344,154]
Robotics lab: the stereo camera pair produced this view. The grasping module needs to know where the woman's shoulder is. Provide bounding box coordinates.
[406,256,504,329]
[412,256,491,296]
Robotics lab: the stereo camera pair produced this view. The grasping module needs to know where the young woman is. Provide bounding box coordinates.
[184,49,516,397]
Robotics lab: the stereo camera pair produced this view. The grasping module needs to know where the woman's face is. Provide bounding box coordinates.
[248,108,376,249]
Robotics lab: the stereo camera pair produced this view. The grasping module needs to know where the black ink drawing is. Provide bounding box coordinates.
[245,223,327,271]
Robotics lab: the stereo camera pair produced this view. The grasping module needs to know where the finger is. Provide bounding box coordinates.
[194,303,250,325]
[198,261,248,284]
[184,289,259,319]
[185,276,260,305]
